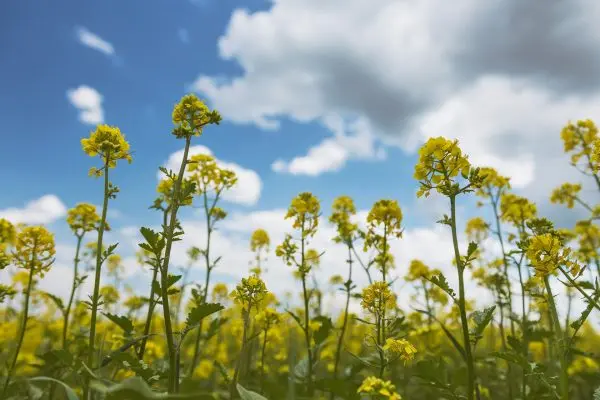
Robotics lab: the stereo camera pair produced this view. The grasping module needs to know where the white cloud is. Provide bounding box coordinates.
[0,195,67,225]
[272,115,386,176]
[67,85,104,125]
[160,145,262,206]
[76,26,115,56]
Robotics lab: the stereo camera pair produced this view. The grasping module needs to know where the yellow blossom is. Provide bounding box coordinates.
[357,376,401,400]
[361,282,396,315]
[81,124,132,172]
[383,338,417,364]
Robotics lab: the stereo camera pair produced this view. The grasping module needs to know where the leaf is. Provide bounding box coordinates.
[38,349,74,368]
[28,377,79,400]
[103,313,134,334]
[469,306,495,345]
[167,274,182,288]
[236,383,269,400]
[140,227,159,249]
[152,280,161,295]
[184,303,224,332]
[311,315,333,346]
[571,293,599,335]
[40,292,65,313]
[427,273,456,300]
[286,309,304,330]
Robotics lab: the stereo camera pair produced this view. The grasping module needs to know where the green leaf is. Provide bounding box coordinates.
[427,273,456,300]
[469,306,495,345]
[40,292,65,312]
[286,309,304,330]
[184,303,224,332]
[28,377,79,400]
[236,383,269,400]
[167,274,182,288]
[140,227,159,248]
[311,315,333,346]
[103,313,134,334]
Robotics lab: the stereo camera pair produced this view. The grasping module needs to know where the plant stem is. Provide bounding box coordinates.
[160,136,192,393]
[231,303,251,398]
[2,259,35,397]
[86,157,110,400]
[543,276,569,400]
[138,265,158,360]
[63,234,83,349]
[450,195,476,400]
[260,327,268,394]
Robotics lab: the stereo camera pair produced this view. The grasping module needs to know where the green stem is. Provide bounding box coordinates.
[86,157,111,400]
[300,221,314,396]
[231,303,251,398]
[63,234,83,349]
[558,265,600,312]
[160,136,192,393]
[138,265,158,360]
[543,276,569,400]
[2,259,35,397]
[450,195,476,400]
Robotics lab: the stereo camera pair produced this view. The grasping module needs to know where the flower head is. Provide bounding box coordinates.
[476,167,511,198]
[550,182,582,209]
[361,281,396,315]
[526,233,578,277]
[81,125,132,173]
[231,274,269,308]
[172,94,222,138]
[285,192,320,237]
[67,203,101,235]
[560,119,598,172]
[13,226,56,276]
[0,218,16,248]
[250,229,270,252]
[405,260,431,282]
[329,195,358,244]
[465,217,489,243]
[383,338,417,364]
[357,376,401,400]
[500,193,537,226]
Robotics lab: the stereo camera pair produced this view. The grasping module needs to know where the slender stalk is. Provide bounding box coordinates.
[543,276,569,400]
[299,220,314,396]
[450,195,476,400]
[137,265,159,359]
[2,258,35,397]
[85,156,111,400]
[260,327,269,394]
[558,265,600,311]
[160,136,192,393]
[63,234,83,349]
[231,303,251,398]
[331,244,353,400]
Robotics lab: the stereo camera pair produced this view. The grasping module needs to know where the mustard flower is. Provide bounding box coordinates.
[364,200,403,274]
[187,154,237,195]
[211,283,229,302]
[526,233,578,277]
[0,218,16,248]
[465,217,489,243]
[285,192,320,237]
[13,226,55,276]
[171,94,221,138]
[157,177,194,206]
[67,203,101,235]
[383,338,417,364]
[414,137,482,198]
[550,182,582,209]
[500,193,537,225]
[405,259,431,282]
[250,229,270,252]
[329,195,358,244]
[81,124,132,173]
[476,167,511,198]
[231,275,269,308]
[361,281,396,315]
[357,376,402,400]
[255,307,280,330]
[560,119,598,171]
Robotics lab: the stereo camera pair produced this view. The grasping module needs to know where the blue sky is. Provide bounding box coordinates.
[1,0,598,314]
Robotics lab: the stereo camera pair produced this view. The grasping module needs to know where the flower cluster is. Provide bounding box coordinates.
[383,338,417,364]
[187,154,237,195]
[476,167,511,198]
[172,94,222,138]
[526,233,579,277]
[560,119,598,172]
[67,203,101,235]
[550,182,582,209]
[414,137,482,197]
[284,192,320,237]
[230,275,269,308]
[361,281,396,315]
[364,200,403,273]
[13,226,56,276]
[156,177,195,206]
[250,229,270,252]
[81,124,132,174]
[465,217,489,243]
[500,193,537,226]
[357,376,401,399]
[329,195,358,244]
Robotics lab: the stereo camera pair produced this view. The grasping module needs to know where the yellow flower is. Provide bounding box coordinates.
[156,177,194,206]
[500,193,537,225]
[13,226,56,276]
[405,259,431,282]
[364,200,403,273]
[357,376,402,399]
[329,195,358,244]
[329,274,344,285]
[477,167,511,197]
[383,338,417,364]
[255,308,280,330]
[560,119,598,172]
[414,137,480,198]
[211,283,229,302]
[100,285,120,306]
[0,218,16,248]
[550,182,582,209]
[361,282,396,315]
[285,192,321,237]
[187,154,237,195]
[81,124,132,172]
[193,359,214,379]
[250,229,270,252]
[67,203,100,235]
[171,94,221,138]
[231,274,269,308]
[465,217,489,243]
[526,233,576,277]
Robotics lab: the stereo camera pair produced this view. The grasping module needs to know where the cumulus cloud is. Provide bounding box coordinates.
[75,26,115,56]
[160,145,262,206]
[67,85,104,125]
[190,0,600,194]
[0,195,67,225]
[272,115,386,175]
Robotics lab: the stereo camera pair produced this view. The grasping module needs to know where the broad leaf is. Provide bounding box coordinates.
[103,313,134,335]
[237,383,269,400]
[184,303,224,332]
[469,306,495,345]
[29,377,79,400]
[427,273,456,300]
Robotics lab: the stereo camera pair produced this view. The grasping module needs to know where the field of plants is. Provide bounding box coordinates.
[1,94,600,400]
